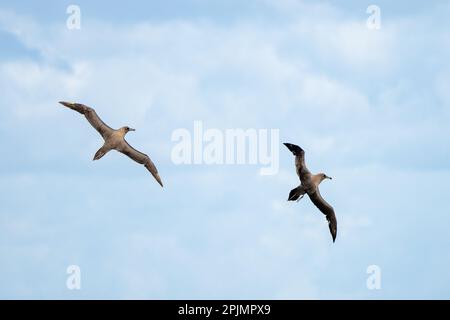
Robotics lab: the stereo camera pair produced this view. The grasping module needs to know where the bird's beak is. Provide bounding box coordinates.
[129,128,136,132]
[59,101,75,107]
[327,176,333,180]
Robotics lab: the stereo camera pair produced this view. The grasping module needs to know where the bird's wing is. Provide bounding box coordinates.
[284,142,304,156]
[308,188,337,242]
[59,101,114,139]
[283,143,310,179]
[117,140,163,187]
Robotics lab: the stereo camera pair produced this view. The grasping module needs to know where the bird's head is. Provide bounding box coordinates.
[120,126,136,135]
[320,173,332,182]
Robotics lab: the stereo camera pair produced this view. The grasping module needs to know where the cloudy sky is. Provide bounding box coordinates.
[1,0,449,299]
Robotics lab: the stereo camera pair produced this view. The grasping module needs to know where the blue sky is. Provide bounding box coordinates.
[1,0,450,299]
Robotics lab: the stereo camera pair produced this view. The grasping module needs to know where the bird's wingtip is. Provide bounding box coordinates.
[59,101,72,107]
[283,142,304,155]
[154,174,164,187]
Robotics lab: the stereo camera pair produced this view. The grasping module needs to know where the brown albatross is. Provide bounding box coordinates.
[284,143,336,242]
[59,101,163,187]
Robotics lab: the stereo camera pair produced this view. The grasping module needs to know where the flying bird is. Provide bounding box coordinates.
[284,143,337,242]
[59,101,163,187]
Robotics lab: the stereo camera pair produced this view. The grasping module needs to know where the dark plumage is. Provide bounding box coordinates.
[284,142,337,242]
[59,101,163,187]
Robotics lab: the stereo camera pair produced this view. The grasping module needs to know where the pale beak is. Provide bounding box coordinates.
[129,128,136,132]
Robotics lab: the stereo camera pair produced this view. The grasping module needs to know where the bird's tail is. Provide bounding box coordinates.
[283,143,304,156]
[288,186,305,201]
[93,146,109,161]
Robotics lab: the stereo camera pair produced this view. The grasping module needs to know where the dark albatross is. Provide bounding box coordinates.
[59,101,163,187]
[284,143,337,242]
